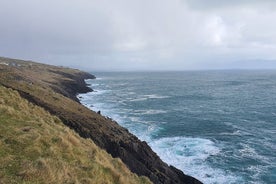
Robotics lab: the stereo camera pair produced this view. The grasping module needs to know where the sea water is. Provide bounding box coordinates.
[78,71,276,184]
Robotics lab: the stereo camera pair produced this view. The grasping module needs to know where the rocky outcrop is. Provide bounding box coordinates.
[0,57,202,184]
[48,69,96,102]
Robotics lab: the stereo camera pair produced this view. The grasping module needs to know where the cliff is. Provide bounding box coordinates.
[0,85,151,183]
[0,57,202,184]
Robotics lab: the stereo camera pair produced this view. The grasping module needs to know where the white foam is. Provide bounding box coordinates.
[77,89,109,102]
[127,92,136,95]
[79,80,242,184]
[239,143,270,164]
[240,144,258,157]
[91,83,100,87]
[95,77,104,80]
[247,165,267,184]
[84,79,94,83]
[93,89,110,95]
[129,97,148,102]
[219,130,243,136]
[149,137,241,184]
[143,94,170,99]
[132,109,167,115]
[129,94,170,102]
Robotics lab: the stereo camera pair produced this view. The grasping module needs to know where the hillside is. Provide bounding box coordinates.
[0,85,151,183]
[0,57,202,184]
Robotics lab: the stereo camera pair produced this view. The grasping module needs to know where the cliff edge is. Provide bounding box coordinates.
[0,57,202,184]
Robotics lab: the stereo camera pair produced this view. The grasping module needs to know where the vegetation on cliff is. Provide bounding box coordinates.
[0,85,151,184]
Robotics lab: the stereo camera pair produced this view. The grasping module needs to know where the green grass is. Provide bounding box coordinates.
[0,86,151,184]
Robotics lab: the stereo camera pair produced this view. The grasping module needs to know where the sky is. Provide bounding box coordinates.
[1,0,276,71]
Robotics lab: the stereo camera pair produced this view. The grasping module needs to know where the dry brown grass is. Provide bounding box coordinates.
[0,57,135,147]
[0,86,151,184]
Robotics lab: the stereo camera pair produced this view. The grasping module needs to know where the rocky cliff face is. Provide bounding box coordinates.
[0,57,202,184]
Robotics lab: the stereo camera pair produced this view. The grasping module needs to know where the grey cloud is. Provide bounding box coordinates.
[0,0,276,71]
[183,0,276,10]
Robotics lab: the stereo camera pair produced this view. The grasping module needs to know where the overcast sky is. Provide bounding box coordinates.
[1,0,276,71]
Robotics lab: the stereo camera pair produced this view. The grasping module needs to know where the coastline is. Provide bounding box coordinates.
[77,77,202,184]
[0,57,202,184]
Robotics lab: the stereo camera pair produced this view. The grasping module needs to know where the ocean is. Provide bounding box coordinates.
[78,71,276,184]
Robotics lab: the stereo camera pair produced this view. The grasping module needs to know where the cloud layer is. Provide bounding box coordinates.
[1,0,276,70]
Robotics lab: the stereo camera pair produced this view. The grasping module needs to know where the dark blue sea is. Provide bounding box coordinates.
[78,71,276,184]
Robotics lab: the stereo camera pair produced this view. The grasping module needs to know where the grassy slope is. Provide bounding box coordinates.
[0,86,151,184]
[0,58,137,153]
[0,57,202,184]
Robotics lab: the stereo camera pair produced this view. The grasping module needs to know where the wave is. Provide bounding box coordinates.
[149,137,241,184]
[79,79,243,184]
[79,91,242,183]
[129,94,170,102]
[143,94,170,99]
[129,97,148,102]
[132,109,167,115]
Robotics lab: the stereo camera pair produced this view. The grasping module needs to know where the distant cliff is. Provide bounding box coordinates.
[0,57,202,184]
